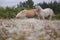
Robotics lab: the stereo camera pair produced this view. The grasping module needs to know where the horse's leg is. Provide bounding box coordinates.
[35,12,40,19]
[42,16,45,20]
[37,14,40,19]
[49,16,52,20]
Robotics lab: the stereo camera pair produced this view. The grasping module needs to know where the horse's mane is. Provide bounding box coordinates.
[35,5,43,13]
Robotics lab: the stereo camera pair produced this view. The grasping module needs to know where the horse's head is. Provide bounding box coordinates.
[34,5,42,13]
[34,5,42,9]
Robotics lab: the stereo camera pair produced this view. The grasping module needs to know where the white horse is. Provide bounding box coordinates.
[35,5,55,20]
[16,9,40,19]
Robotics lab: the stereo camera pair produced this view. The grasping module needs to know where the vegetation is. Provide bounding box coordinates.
[0,0,60,19]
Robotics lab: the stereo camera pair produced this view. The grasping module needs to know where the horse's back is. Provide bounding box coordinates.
[44,8,54,14]
[21,9,36,17]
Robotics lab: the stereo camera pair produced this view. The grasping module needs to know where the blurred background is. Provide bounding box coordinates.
[0,0,60,19]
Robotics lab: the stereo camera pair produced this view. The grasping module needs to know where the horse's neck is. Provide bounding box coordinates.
[37,6,42,11]
[39,7,43,11]
[40,8,43,11]
[38,7,43,13]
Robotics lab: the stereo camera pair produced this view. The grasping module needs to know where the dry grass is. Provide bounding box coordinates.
[0,18,60,40]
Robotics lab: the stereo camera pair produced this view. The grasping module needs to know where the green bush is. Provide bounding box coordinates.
[0,7,20,19]
[0,7,60,19]
[55,13,60,19]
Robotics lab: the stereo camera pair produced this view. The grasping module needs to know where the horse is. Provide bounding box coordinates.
[35,5,55,20]
[16,9,40,19]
